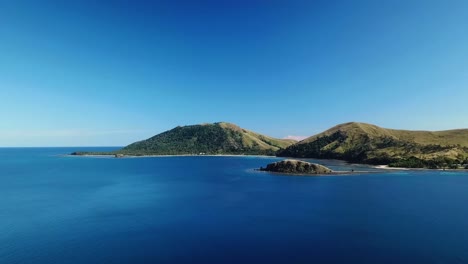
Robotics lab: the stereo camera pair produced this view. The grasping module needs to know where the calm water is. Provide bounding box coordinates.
[1,148,468,263]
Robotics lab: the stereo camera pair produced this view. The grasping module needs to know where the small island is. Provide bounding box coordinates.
[259,159,333,175]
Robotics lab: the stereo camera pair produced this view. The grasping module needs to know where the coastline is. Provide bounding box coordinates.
[373,165,411,170]
[256,169,378,177]
[373,164,468,172]
[65,153,277,158]
[66,154,468,172]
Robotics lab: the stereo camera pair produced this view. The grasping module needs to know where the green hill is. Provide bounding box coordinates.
[277,122,468,168]
[260,159,333,175]
[74,122,295,156]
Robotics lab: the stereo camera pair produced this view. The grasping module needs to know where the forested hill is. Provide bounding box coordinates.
[277,122,468,168]
[74,122,295,156]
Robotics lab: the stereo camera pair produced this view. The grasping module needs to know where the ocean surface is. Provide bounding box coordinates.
[1,147,468,263]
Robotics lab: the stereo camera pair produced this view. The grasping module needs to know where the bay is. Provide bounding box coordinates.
[1,148,468,263]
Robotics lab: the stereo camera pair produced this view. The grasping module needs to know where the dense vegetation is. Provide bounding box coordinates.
[260,160,332,174]
[278,122,468,169]
[388,156,468,169]
[73,122,295,156]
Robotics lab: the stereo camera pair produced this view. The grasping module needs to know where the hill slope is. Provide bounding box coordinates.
[277,122,468,168]
[76,122,295,156]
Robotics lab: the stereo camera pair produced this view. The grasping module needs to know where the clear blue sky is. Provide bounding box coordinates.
[1,0,468,146]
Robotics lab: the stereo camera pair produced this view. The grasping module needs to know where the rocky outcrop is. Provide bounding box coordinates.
[260,159,333,175]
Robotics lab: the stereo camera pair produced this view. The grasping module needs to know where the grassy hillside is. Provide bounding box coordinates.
[74,122,295,156]
[277,122,468,168]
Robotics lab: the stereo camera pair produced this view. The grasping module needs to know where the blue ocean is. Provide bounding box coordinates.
[1,147,468,263]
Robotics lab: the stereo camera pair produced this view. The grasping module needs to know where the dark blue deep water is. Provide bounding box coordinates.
[1,148,468,263]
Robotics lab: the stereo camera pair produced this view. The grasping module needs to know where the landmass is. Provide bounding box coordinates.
[71,122,295,156]
[259,159,333,175]
[277,122,468,169]
[71,121,468,170]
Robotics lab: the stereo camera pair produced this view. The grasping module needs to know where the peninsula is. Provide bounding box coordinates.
[72,122,295,156]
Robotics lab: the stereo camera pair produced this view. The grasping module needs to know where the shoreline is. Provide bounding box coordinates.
[373,165,411,170]
[373,164,468,172]
[256,169,379,177]
[66,154,468,172]
[65,154,278,158]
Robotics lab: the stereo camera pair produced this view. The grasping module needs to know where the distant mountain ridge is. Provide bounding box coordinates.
[278,122,468,168]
